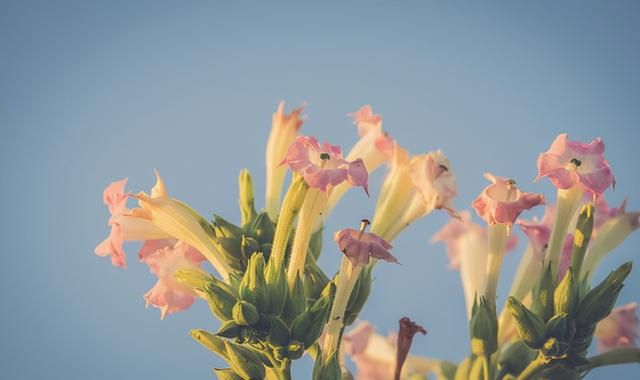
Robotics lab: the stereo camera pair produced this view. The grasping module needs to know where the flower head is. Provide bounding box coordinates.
[347,105,394,163]
[141,241,206,319]
[472,173,544,225]
[282,135,369,194]
[265,101,305,219]
[595,302,639,352]
[409,150,458,214]
[334,227,397,266]
[536,133,615,196]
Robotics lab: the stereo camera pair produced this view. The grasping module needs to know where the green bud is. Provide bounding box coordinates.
[344,266,372,326]
[567,324,595,357]
[540,337,568,359]
[313,351,341,380]
[575,262,632,327]
[305,257,330,302]
[174,268,212,291]
[213,236,244,270]
[308,227,323,261]
[283,273,307,323]
[532,263,555,322]
[224,341,266,380]
[291,294,332,348]
[287,340,305,360]
[232,300,259,326]
[554,268,578,316]
[215,320,242,339]
[266,315,290,347]
[264,259,288,316]
[203,281,237,321]
[250,212,275,244]
[213,214,244,239]
[239,253,269,312]
[469,296,498,356]
[190,329,228,360]
[570,203,594,276]
[213,368,243,380]
[545,313,575,346]
[238,169,257,228]
[240,236,261,262]
[507,296,546,349]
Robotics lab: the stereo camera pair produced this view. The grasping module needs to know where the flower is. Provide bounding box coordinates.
[335,228,397,266]
[95,178,171,268]
[536,133,615,196]
[430,211,484,269]
[265,101,305,219]
[131,171,233,279]
[472,173,544,225]
[595,302,639,352]
[395,317,427,380]
[141,241,206,319]
[594,197,628,235]
[409,150,457,213]
[282,135,369,194]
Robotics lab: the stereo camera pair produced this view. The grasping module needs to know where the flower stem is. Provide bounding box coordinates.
[269,178,309,271]
[516,355,549,380]
[580,347,640,372]
[485,224,510,309]
[322,257,362,358]
[546,186,583,280]
[286,188,328,287]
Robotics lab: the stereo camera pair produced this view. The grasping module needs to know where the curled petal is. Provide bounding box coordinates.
[335,228,397,266]
[395,317,427,380]
[472,173,544,225]
[95,224,126,268]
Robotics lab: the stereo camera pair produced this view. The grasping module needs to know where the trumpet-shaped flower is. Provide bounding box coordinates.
[335,228,397,266]
[282,135,369,194]
[395,317,427,380]
[472,173,544,225]
[595,302,639,352]
[265,101,305,219]
[536,133,615,196]
[131,171,232,279]
[95,178,171,268]
[141,241,206,319]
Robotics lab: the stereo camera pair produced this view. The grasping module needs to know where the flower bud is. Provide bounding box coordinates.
[575,262,632,327]
[213,236,243,271]
[238,169,257,228]
[496,341,535,379]
[570,203,594,275]
[469,296,498,356]
[239,252,269,312]
[291,294,332,348]
[240,236,261,263]
[305,258,330,302]
[174,268,212,291]
[312,350,341,380]
[554,268,578,317]
[213,214,244,240]
[264,259,288,316]
[202,281,237,321]
[283,273,307,323]
[224,341,266,380]
[250,212,275,244]
[540,336,569,359]
[190,329,228,360]
[532,263,555,322]
[266,315,290,347]
[215,320,242,339]
[233,300,260,326]
[545,313,575,347]
[287,340,305,360]
[507,296,546,349]
[213,368,243,380]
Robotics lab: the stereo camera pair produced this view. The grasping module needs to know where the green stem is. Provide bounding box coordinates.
[580,347,640,372]
[516,355,549,380]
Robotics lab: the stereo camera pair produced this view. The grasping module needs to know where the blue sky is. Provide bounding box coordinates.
[1,1,639,379]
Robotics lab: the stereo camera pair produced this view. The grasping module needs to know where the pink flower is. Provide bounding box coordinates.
[517,205,557,260]
[595,302,639,352]
[282,135,369,194]
[472,173,545,225]
[141,241,206,319]
[95,178,169,268]
[395,317,427,380]
[409,150,458,214]
[430,211,484,269]
[348,105,394,160]
[536,133,615,196]
[594,197,628,235]
[334,228,397,266]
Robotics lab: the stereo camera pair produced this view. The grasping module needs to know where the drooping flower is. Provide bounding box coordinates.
[395,317,427,380]
[334,228,397,266]
[95,178,171,268]
[536,133,615,196]
[282,135,369,194]
[141,241,207,319]
[472,173,544,225]
[265,101,305,220]
[131,171,233,279]
[595,302,639,352]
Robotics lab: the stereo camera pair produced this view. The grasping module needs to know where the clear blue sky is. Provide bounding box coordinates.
[1,1,639,379]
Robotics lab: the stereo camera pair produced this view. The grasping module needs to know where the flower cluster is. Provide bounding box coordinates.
[95,102,639,380]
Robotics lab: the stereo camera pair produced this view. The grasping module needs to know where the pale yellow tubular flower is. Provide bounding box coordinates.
[131,171,232,280]
[264,101,305,221]
[457,229,489,319]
